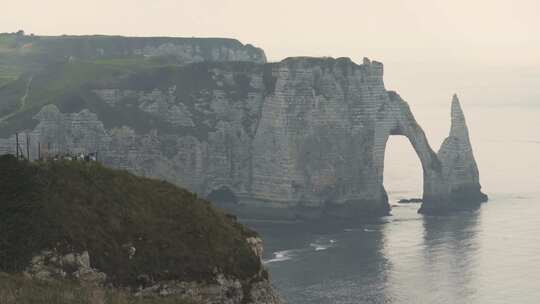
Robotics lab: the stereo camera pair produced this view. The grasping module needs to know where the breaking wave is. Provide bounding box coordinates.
[263,250,295,264]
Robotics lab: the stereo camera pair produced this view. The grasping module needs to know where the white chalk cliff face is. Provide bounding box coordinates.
[423,95,488,213]
[0,57,486,218]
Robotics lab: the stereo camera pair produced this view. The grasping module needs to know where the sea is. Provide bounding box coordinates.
[246,104,540,304]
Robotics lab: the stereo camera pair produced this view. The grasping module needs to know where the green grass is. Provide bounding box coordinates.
[0,59,151,135]
[0,32,166,120]
[0,60,26,87]
[91,57,170,69]
[0,34,18,51]
[0,33,265,140]
[0,273,196,304]
[0,76,16,89]
[0,58,263,139]
[0,57,164,115]
[0,155,261,288]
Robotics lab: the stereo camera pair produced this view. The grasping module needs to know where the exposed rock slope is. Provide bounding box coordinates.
[0,37,487,218]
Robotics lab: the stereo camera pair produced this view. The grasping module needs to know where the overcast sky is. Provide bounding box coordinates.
[2,0,539,106]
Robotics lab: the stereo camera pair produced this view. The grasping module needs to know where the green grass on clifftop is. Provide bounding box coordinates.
[0,155,261,287]
[0,273,196,304]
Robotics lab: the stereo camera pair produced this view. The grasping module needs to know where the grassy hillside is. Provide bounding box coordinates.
[0,32,263,88]
[0,57,263,139]
[0,32,271,143]
[0,273,195,304]
[0,59,166,136]
[0,155,261,288]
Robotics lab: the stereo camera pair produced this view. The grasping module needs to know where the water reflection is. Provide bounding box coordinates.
[244,106,540,303]
[249,219,393,304]
[249,207,482,304]
[419,211,480,303]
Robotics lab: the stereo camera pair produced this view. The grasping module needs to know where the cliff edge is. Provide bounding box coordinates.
[0,155,282,304]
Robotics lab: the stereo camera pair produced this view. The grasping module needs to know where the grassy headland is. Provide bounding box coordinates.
[0,155,261,288]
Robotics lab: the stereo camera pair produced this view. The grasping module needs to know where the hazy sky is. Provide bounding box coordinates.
[2,0,539,106]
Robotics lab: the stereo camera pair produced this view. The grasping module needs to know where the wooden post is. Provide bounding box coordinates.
[38,142,41,160]
[15,133,19,160]
[26,133,30,161]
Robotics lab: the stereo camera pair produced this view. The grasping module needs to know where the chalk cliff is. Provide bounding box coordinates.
[420,95,488,213]
[0,49,487,218]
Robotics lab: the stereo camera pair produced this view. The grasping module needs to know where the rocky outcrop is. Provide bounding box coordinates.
[135,273,281,304]
[247,237,265,261]
[0,56,486,218]
[24,250,106,286]
[23,248,281,304]
[131,237,281,304]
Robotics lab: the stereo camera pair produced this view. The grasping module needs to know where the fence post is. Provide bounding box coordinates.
[26,133,30,161]
[16,133,19,160]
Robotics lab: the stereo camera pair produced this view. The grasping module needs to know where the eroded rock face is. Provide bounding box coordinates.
[136,273,282,304]
[419,95,488,213]
[24,250,106,286]
[246,237,265,261]
[0,57,486,217]
[24,249,282,304]
[131,41,267,64]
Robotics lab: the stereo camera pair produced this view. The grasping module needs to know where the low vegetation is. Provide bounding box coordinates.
[0,272,195,304]
[0,155,261,288]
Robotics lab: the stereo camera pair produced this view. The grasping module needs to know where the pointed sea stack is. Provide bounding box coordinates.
[419,95,488,214]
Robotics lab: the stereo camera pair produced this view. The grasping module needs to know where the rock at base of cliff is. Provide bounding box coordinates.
[419,186,488,215]
[397,198,423,204]
[214,198,391,221]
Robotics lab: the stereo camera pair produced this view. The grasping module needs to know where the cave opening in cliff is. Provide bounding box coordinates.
[383,136,424,204]
[207,186,238,204]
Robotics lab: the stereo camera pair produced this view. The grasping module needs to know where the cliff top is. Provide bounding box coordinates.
[0,32,266,87]
[0,33,264,56]
[0,155,262,287]
[0,34,385,139]
[277,56,383,70]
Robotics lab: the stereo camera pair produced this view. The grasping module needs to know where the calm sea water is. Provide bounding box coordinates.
[246,104,540,304]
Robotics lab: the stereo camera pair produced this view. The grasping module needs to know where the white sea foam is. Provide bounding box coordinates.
[310,238,337,251]
[263,250,294,264]
[310,243,329,251]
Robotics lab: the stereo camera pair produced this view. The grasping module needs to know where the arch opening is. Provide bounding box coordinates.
[383,135,424,205]
[207,186,238,204]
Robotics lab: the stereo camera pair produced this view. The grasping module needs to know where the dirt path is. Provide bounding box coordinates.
[0,75,33,123]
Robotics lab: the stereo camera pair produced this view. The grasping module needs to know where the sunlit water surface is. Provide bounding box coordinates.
[246,105,540,304]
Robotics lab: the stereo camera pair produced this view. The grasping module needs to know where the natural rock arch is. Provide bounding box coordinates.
[206,186,239,204]
[382,135,424,202]
[378,93,487,214]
